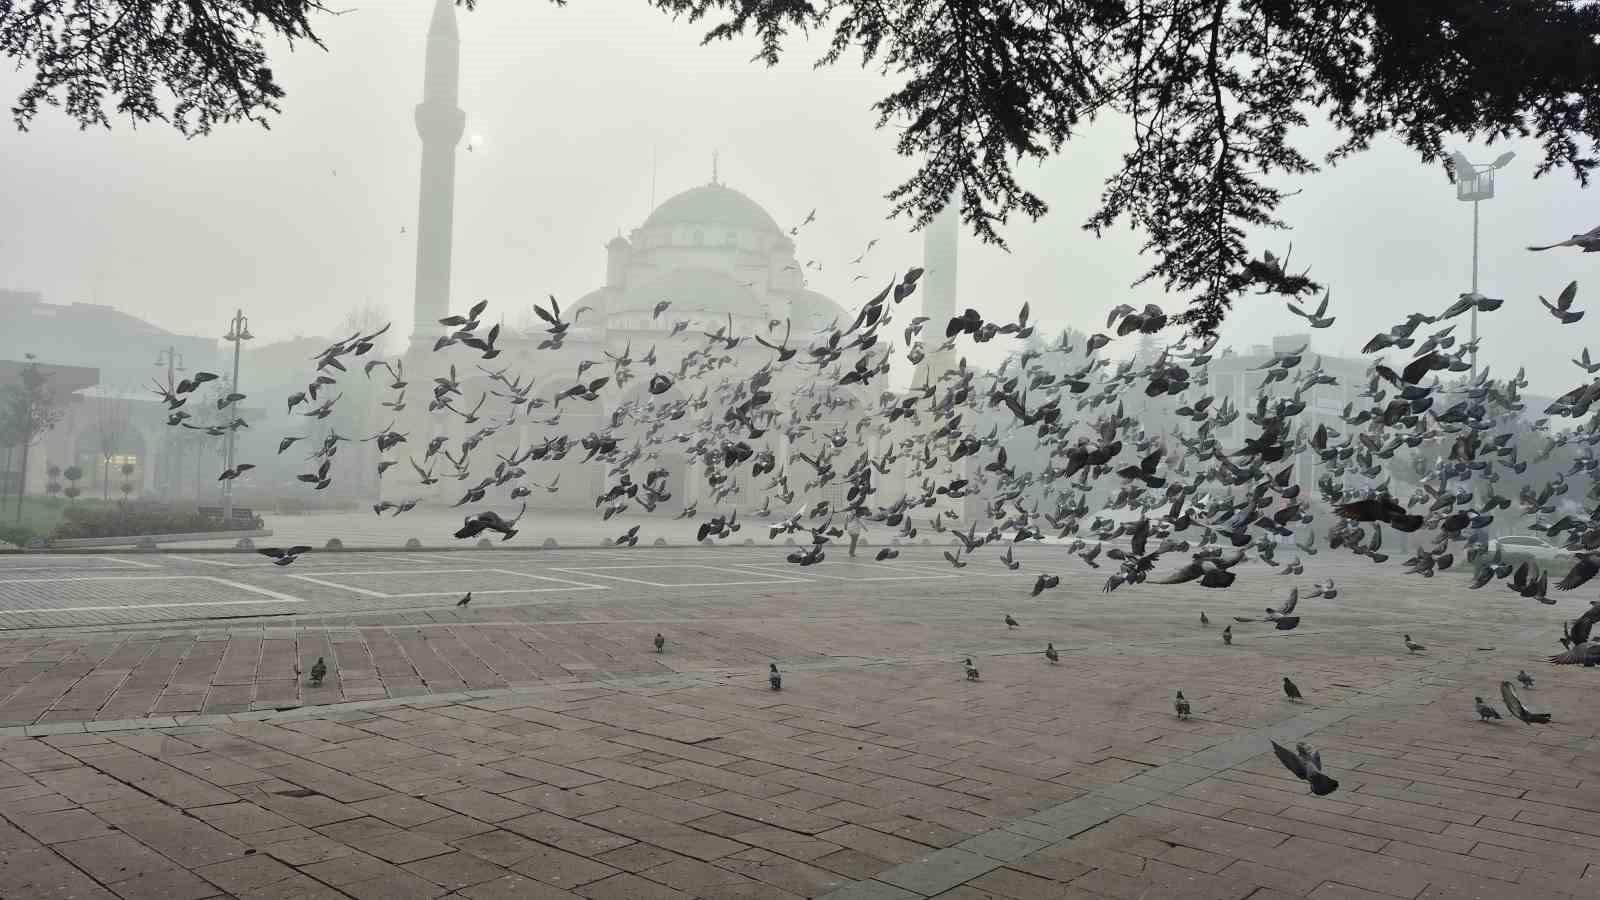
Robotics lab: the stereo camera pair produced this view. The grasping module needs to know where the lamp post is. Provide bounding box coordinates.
[1449,150,1515,383]
[221,310,253,522]
[154,346,184,390]
[154,347,184,496]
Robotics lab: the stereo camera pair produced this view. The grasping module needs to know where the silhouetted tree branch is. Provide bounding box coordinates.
[0,0,410,134]
[656,0,1600,334]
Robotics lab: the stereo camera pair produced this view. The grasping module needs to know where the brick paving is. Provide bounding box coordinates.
[0,548,1594,898]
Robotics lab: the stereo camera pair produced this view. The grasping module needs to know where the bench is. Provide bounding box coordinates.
[198,506,259,525]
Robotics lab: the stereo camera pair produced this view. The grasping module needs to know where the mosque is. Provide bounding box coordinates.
[393,0,964,516]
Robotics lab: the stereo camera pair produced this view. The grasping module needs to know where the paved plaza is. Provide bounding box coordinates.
[0,545,1594,899]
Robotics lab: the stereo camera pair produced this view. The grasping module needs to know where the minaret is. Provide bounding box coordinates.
[411,0,465,350]
[918,198,959,386]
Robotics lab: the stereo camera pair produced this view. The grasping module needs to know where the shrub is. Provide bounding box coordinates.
[51,501,262,539]
[0,524,35,547]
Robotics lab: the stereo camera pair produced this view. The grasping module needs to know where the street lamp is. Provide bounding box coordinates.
[154,347,185,496]
[154,346,185,390]
[221,310,253,522]
[1449,149,1515,383]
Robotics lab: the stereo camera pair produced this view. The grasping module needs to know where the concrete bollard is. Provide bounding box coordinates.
[476,538,494,549]
[404,537,422,550]
[652,537,668,547]
[541,537,559,549]
[234,537,255,551]
[324,538,343,550]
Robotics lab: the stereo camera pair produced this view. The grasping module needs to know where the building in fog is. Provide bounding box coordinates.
[0,358,98,503]
[0,290,217,391]
[1207,333,1368,489]
[386,0,959,518]
[0,290,219,498]
[391,172,903,513]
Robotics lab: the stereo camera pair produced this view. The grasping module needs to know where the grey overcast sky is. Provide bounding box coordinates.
[1,0,1594,395]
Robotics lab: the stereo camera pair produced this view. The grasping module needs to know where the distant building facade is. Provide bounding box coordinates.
[0,290,218,499]
[0,358,98,502]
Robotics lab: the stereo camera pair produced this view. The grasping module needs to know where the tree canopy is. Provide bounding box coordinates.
[5,0,1598,334]
[0,357,65,449]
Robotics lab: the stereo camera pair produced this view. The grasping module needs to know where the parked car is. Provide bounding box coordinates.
[1486,535,1572,560]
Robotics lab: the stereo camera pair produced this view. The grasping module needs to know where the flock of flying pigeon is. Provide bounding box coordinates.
[148,219,1600,797]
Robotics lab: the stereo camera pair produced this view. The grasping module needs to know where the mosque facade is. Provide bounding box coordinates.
[395,0,961,520]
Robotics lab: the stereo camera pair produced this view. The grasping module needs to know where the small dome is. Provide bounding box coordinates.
[614,268,760,317]
[641,183,783,235]
[774,288,848,330]
[556,286,618,329]
[606,234,630,250]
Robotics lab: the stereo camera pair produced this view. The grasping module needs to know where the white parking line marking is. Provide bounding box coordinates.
[163,554,254,568]
[0,599,301,615]
[97,555,163,569]
[545,565,812,588]
[288,566,483,573]
[0,555,162,571]
[282,568,603,599]
[0,575,306,612]
[867,562,1033,578]
[384,586,605,598]
[726,563,959,583]
[204,577,310,604]
[490,569,604,589]
[0,575,182,584]
[282,574,388,597]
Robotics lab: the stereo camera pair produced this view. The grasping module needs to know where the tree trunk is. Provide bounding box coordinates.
[0,445,11,512]
[15,436,31,523]
[103,457,110,500]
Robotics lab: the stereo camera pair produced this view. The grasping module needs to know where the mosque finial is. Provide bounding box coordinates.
[712,150,719,185]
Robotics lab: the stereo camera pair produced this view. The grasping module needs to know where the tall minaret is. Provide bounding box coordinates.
[411,0,465,349]
[918,198,959,386]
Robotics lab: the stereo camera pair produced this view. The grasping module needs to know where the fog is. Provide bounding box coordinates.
[1,0,1593,393]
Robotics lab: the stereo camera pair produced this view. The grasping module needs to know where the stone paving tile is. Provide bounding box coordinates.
[0,550,1594,899]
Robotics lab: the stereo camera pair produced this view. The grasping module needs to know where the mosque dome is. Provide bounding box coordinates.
[616,267,761,317]
[773,287,849,331]
[641,183,784,236]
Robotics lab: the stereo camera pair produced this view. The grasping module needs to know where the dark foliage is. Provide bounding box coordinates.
[5,1,1598,334]
[52,501,262,539]
[0,1,485,134]
[653,0,1600,334]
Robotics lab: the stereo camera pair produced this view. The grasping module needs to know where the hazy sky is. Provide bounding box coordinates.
[1,0,1595,395]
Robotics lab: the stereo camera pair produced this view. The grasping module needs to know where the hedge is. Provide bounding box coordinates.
[51,502,263,539]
